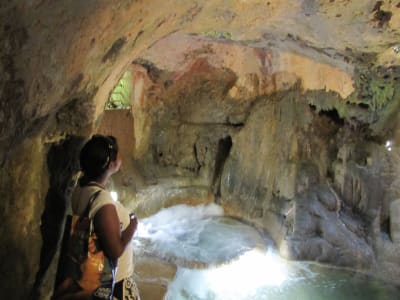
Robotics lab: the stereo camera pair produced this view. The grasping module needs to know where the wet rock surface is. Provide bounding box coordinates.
[282,185,374,268]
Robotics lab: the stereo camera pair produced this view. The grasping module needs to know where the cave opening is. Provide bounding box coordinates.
[105,71,132,111]
[98,70,138,197]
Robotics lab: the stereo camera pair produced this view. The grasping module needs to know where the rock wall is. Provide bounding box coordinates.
[0,138,48,298]
[130,35,400,285]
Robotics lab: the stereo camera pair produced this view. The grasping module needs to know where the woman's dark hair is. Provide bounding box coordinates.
[79,134,118,185]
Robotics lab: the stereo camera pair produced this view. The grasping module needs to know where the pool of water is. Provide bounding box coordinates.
[137,203,266,264]
[137,204,400,300]
[165,256,400,300]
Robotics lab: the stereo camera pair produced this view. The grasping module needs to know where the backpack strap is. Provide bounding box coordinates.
[81,190,102,219]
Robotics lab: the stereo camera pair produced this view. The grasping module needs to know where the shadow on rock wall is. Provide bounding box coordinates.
[31,136,84,299]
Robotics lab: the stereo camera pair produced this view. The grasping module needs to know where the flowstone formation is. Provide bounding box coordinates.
[130,33,400,284]
[0,1,400,299]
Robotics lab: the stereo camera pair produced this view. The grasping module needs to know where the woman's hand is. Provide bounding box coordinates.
[129,213,138,232]
[125,213,138,237]
[129,213,138,226]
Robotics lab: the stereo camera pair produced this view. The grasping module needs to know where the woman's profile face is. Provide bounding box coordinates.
[109,151,122,174]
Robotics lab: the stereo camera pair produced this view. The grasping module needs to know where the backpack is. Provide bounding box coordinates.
[53,190,117,300]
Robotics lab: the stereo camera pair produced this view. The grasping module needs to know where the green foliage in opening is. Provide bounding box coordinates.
[369,79,394,111]
[105,71,132,110]
[205,30,232,40]
[306,65,400,135]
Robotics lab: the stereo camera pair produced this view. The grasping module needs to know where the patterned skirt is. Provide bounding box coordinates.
[113,275,140,300]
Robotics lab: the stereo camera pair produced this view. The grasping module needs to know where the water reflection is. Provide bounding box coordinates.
[166,260,400,300]
[136,204,400,300]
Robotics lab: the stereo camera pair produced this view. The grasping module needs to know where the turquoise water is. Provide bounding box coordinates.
[165,262,400,300]
[137,204,400,300]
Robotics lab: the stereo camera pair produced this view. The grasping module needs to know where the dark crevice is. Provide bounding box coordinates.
[102,37,127,63]
[371,1,392,27]
[132,58,163,81]
[318,109,345,126]
[132,29,144,48]
[193,143,201,174]
[358,103,369,110]
[212,136,232,200]
[381,217,391,239]
[181,121,245,128]
[309,104,345,126]
[226,122,244,127]
[372,1,384,13]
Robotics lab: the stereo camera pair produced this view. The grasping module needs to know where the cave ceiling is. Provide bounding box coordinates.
[0,0,399,145]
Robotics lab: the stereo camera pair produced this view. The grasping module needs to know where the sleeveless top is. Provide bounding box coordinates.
[70,184,134,282]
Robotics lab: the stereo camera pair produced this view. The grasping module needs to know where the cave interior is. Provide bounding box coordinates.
[1,1,400,299]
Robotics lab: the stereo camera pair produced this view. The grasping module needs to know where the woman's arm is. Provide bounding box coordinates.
[93,204,137,260]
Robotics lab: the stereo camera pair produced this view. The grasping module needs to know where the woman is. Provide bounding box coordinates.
[70,134,140,299]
